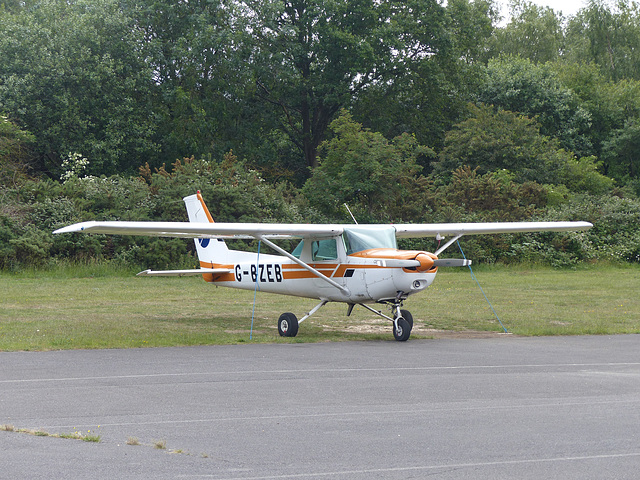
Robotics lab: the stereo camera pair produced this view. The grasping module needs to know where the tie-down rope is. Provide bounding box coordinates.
[457,240,508,334]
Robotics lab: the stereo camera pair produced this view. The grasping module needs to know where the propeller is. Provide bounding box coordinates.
[375,254,471,270]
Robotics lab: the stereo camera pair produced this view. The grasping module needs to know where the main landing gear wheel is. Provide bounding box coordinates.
[278,312,299,337]
[393,317,411,342]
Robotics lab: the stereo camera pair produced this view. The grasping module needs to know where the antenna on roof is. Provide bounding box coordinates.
[343,204,358,224]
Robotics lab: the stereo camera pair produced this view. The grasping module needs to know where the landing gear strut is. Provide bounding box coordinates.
[278,300,328,338]
[359,298,414,342]
[278,299,414,342]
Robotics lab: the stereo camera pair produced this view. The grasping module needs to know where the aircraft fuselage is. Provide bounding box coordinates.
[199,250,437,303]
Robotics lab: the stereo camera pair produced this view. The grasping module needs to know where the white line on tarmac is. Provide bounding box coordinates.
[2,362,640,384]
[178,452,640,479]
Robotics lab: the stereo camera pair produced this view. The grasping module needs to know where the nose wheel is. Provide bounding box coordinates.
[392,307,413,342]
[359,302,414,341]
[399,309,413,330]
[393,316,411,341]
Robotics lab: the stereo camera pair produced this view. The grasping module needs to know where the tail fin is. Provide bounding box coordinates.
[184,191,215,223]
[183,192,229,263]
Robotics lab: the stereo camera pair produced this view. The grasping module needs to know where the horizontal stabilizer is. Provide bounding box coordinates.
[136,268,232,277]
[433,258,472,267]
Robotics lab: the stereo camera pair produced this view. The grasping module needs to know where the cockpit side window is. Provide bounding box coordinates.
[312,239,338,261]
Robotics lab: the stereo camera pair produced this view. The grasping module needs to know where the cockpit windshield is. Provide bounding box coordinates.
[343,226,397,255]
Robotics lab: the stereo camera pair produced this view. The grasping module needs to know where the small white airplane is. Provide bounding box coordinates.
[54,192,592,341]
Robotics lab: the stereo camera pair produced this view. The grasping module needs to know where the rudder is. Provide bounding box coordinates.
[183,192,229,263]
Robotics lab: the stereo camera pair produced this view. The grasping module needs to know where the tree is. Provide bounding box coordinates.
[437,166,547,221]
[487,0,565,64]
[352,0,497,154]
[303,111,435,222]
[566,0,640,81]
[434,103,612,194]
[436,103,556,183]
[242,0,449,169]
[0,0,158,176]
[0,115,35,185]
[602,118,640,182]
[129,0,248,165]
[478,56,593,157]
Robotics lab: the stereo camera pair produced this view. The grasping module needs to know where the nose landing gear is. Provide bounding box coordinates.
[359,296,414,342]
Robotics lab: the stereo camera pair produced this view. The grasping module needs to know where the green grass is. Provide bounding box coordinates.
[422,263,640,336]
[1,262,639,351]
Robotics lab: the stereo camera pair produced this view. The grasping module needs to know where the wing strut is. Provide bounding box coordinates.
[435,234,463,256]
[256,236,350,295]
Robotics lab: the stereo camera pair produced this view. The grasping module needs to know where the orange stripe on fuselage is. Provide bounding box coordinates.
[333,263,382,278]
[199,261,234,282]
[198,259,424,283]
[199,261,234,269]
[282,263,394,280]
[281,263,338,279]
[281,270,349,280]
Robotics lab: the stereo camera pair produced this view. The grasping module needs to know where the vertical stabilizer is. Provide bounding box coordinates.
[184,191,215,223]
[183,192,229,264]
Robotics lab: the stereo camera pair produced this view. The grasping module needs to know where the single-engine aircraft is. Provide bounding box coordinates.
[54,192,592,341]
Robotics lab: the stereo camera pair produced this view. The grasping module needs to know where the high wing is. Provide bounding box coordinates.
[54,220,592,239]
[53,221,343,239]
[394,221,593,238]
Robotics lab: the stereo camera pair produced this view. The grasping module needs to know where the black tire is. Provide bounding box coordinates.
[400,309,413,331]
[278,312,299,337]
[393,317,411,342]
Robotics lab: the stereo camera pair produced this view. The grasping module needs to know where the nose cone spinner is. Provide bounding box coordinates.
[414,252,437,272]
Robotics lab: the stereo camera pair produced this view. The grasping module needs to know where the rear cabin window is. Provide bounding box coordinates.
[292,240,304,259]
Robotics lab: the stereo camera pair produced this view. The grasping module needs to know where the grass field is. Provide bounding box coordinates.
[1,263,638,351]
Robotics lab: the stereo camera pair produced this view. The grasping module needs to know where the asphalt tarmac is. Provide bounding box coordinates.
[2,335,640,479]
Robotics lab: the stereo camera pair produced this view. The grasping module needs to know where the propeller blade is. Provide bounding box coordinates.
[377,259,421,268]
[433,258,472,267]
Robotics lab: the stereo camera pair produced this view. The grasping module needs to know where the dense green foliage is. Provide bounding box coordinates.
[2,0,640,270]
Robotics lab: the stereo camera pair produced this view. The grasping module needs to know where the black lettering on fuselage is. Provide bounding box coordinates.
[259,264,266,282]
[275,264,282,282]
[266,264,274,282]
[242,264,283,283]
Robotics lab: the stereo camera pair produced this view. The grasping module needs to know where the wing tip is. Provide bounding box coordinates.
[53,222,91,234]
